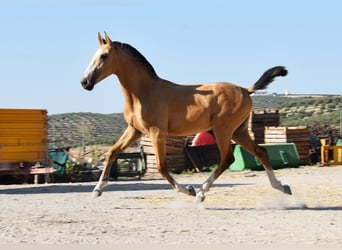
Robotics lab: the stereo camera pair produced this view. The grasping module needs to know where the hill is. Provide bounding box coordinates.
[48,94,342,148]
[48,112,126,148]
[252,94,342,127]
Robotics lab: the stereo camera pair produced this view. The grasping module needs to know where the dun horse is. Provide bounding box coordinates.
[81,32,292,202]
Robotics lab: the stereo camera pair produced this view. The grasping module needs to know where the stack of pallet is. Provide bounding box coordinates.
[140,135,187,177]
[248,109,280,144]
[264,126,310,165]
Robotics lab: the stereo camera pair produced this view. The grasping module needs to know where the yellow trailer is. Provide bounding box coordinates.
[0,109,53,181]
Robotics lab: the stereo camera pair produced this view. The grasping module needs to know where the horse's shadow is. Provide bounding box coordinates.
[0,182,244,195]
[205,206,342,211]
[2,182,341,211]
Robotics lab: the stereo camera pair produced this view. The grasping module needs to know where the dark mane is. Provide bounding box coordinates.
[114,41,158,78]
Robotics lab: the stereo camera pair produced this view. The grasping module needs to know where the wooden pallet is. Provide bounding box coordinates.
[140,135,186,155]
[248,109,280,144]
[145,154,186,176]
[140,135,187,177]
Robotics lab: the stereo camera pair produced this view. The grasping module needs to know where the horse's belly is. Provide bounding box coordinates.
[168,117,211,136]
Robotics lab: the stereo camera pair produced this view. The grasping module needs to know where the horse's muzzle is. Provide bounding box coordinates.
[81,78,94,91]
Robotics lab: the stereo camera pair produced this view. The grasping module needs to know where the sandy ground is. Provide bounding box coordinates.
[0,166,342,245]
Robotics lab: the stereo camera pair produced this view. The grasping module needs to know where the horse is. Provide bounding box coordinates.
[81,32,292,202]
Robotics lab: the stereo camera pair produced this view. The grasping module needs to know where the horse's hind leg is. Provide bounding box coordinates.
[93,126,141,197]
[232,122,292,195]
[195,132,235,202]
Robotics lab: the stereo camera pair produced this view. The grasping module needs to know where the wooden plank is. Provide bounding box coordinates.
[0,151,47,163]
[140,135,186,155]
[0,122,47,130]
[0,137,47,146]
[145,154,185,174]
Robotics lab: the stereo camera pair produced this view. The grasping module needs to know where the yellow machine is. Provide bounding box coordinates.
[320,139,342,166]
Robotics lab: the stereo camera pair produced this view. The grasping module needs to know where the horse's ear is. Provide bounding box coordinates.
[104,31,112,44]
[98,32,104,45]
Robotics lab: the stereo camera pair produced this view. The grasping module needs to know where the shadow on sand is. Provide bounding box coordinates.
[1,182,341,211]
[0,181,250,195]
[205,205,342,211]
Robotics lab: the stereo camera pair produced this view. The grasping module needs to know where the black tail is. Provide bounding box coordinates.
[247,66,287,94]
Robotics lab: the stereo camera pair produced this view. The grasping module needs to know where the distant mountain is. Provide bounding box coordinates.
[48,94,342,148]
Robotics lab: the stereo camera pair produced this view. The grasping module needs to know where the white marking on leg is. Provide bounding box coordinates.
[202,172,216,192]
[93,180,109,196]
[196,190,205,203]
[266,169,283,191]
[174,181,188,194]
[195,173,216,203]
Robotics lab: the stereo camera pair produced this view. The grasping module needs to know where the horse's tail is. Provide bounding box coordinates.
[247,66,287,94]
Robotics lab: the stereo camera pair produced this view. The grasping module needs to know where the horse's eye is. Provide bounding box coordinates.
[100,54,108,60]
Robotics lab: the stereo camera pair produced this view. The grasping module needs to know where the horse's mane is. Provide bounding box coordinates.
[114,41,158,78]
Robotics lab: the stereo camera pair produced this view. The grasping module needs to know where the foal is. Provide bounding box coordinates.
[81,32,291,202]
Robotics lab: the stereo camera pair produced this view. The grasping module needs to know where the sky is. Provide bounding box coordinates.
[0,0,341,115]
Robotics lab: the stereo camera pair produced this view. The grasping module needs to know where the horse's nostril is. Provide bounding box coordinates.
[80,78,94,91]
[81,78,91,89]
[81,78,87,86]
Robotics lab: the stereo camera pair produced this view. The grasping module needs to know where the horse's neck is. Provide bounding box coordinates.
[117,71,157,94]
[116,68,158,113]
[114,51,165,112]
[116,57,159,94]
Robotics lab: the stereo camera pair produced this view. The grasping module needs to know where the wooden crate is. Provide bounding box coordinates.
[248,109,280,144]
[145,154,186,176]
[140,135,187,177]
[140,135,186,155]
[265,126,310,165]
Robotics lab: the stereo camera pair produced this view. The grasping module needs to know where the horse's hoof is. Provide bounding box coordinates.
[283,185,292,195]
[92,189,103,198]
[186,185,196,196]
[195,191,206,203]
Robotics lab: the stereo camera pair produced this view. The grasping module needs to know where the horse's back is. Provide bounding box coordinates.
[162,80,252,135]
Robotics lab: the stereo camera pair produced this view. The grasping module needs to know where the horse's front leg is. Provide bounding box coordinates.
[150,131,196,197]
[93,126,141,197]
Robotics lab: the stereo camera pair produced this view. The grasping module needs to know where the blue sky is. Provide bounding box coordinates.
[0,0,341,115]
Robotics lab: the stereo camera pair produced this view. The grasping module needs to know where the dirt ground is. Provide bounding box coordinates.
[0,165,341,245]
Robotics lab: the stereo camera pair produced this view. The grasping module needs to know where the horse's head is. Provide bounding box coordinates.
[81,32,115,91]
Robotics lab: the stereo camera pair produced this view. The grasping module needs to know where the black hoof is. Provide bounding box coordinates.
[283,185,292,195]
[186,185,196,196]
